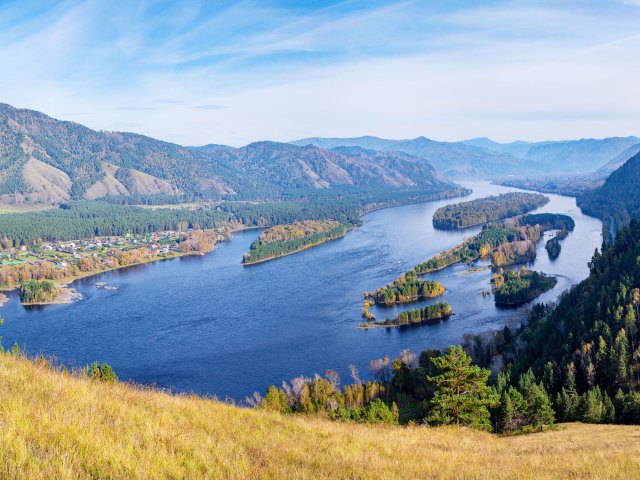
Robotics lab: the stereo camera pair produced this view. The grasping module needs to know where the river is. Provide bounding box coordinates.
[0,181,602,400]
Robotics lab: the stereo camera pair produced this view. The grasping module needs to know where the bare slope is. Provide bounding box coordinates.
[1,353,639,479]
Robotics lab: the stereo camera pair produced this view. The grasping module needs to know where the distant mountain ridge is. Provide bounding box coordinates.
[291,136,537,178]
[293,135,640,177]
[0,103,459,205]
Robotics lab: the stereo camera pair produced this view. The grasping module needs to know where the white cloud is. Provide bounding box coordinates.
[0,0,638,145]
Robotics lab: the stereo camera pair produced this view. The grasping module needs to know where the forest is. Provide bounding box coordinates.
[242,220,351,264]
[578,151,640,243]
[0,186,469,248]
[491,268,557,306]
[432,192,549,229]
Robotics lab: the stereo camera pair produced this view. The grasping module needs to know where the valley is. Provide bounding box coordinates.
[0,181,602,400]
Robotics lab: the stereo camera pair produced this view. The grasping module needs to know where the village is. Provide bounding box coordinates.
[1,231,183,268]
[0,228,224,293]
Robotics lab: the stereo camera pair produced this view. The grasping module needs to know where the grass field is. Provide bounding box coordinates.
[1,353,640,479]
[0,204,56,214]
[135,202,211,210]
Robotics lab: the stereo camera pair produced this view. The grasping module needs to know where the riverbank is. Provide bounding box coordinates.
[0,249,208,296]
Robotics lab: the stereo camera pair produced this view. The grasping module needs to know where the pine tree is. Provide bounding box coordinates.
[426,346,498,430]
[614,329,630,387]
[498,386,527,433]
[524,383,555,431]
[542,362,556,393]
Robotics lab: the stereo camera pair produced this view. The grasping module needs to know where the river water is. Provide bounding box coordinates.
[0,181,602,400]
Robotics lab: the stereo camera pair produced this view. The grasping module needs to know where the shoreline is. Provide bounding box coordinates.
[0,250,209,296]
[0,186,470,300]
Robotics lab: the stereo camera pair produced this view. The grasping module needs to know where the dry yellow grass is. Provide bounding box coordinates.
[2,354,640,479]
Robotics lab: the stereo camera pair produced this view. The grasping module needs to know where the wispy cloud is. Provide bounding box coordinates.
[0,0,638,145]
[191,105,228,110]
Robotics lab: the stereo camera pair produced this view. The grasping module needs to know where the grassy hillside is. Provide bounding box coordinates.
[1,354,640,479]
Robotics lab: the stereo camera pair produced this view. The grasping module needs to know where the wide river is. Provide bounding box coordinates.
[0,181,602,400]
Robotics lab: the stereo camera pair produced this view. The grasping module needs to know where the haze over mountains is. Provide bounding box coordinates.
[293,135,640,178]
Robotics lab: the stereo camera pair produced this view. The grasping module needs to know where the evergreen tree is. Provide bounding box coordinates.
[426,346,498,430]
[525,383,555,431]
[497,386,527,433]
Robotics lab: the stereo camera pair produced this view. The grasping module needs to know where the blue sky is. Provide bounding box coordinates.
[0,0,639,146]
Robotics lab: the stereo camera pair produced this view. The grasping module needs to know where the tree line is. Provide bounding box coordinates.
[253,345,555,433]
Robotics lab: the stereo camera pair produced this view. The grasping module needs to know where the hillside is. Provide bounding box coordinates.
[523,137,640,172]
[0,103,457,205]
[597,143,640,174]
[507,220,640,421]
[578,152,640,238]
[291,136,536,178]
[1,353,640,479]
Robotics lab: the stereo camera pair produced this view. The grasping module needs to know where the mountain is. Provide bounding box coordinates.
[597,143,640,174]
[0,104,455,205]
[463,137,640,172]
[291,136,537,178]
[195,142,454,195]
[2,353,639,478]
[578,151,640,239]
[522,137,640,172]
[0,103,241,203]
[459,137,559,158]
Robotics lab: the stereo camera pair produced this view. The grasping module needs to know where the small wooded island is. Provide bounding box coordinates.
[545,225,570,259]
[545,237,561,259]
[364,271,444,306]
[492,268,557,306]
[432,192,549,229]
[359,301,452,329]
[242,220,351,265]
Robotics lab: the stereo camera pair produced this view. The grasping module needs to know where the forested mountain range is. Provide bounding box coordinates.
[294,135,640,177]
[0,103,455,205]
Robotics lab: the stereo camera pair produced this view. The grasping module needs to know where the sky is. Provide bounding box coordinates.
[0,0,639,146]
